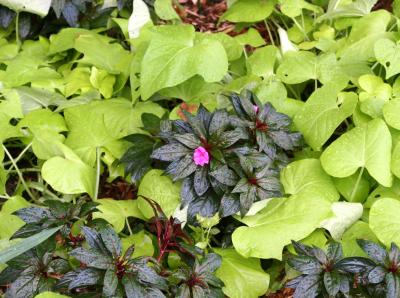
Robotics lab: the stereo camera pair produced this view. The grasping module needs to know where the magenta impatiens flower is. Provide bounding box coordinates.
[253,105,259,114]
[193,146,209,166]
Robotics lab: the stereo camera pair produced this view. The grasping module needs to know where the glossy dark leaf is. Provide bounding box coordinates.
[196,253,221,274]
[70,247,112,269]
[151,142,191,162]
[291,241,314,257]
[174,133,200,149]
[256,130,276,158]
[288,256,323,274]
[219,128,247,148]
[51,0,66,18]
[62,2,79,27]
[14,207,51,224]
[18,14,31,39]
[171,155,197,180]
[268,130,302,151]
[180,178,197,207]
[100,226,122,257]
[293,274,321,298]
[188,195,219,218]
[81,226,108,254]
[389,242,400,266]
[209,165,237,186]
[312,247,327,265]
[239,185,257,216]
[335,257,375,273]
[122,273,147,298]
[327,242,343,262]
[136,262,167,290]
[232,178,250,193]
[0,6,15,28]
[256,177,281,192]
[368,266,386,284]
[209,109,229,136]
[6,274,40,298]
[103,268,119,297]
[219,193,240,217]
[323,271,341,296]
[357,239,387,264]
[194,166,209,196]
[68,268,102,290]
[386,272,400,298]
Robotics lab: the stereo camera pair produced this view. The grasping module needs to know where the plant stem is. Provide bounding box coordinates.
[6,142,32,172]
[264,20,275,46]
[93,146,101,201]
[350,167,364,202]
[126,218,133,236]
[3,144,36,201]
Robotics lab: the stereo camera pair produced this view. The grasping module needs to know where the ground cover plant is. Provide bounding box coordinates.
[2,0,400,297]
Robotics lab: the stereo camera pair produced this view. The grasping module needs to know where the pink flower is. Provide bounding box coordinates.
[193,146,209,166]
[253,105,259,114]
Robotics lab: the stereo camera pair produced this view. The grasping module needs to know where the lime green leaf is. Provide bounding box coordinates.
[247,46,277,78]
[222,0,276,22]
[280,0,322,17]
[140,25,228,99]
[93,199,145,233]
[34,292,70,298]
[0,226,61,264]
[0,196,29,239]
[391,140,400,179]
[154,0,180,20]
[137,169,181,218]
[383,99,400,130]
[232,196,332,259]
[358,74,391,118]
[75,34,132,75]
[281,159,339,202]
[214,248,270,298]
[196,32,242,61]
[374,38,400,79]
[294,85,357,150]
[0,0,51,16]
[333,173,370,203]
[121,231,154,258]
[341,221,379,257]
[255,82,303,118]
[277,51,346,85]
[65,99,164,165]
[42,144,96,197]
[89,67,116,99]
[364,178,400,208]
[234,28,266,47]
[320,202,363,240]
[369,198,400,246]
[321,118,392,187]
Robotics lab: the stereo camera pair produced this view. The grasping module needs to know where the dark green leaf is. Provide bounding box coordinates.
[219,194,240,217]
[327,242,343,262]
[209,165,238,186]
[81,226,108,254]
[14,207,51,224]
[171,155,197,180]
[142,113,162,135]
[6,274,40,298]
[197,253,221,274]
[209,109,230,136]
[219,128,247,148]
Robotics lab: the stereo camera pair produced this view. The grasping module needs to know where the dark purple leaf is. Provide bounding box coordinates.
[103,268,118,297]
[368,266,386,284]
[171,155,197,180]
[194,166,209,196]
[62,2,79,27]
[68,268,102,290]
[334,257,375,273]
[357,239,387,264]
[151,143,191,162]
[293,274,321,298]
[239,185,257,216]
[209,165,238,186]
[323,271,341,296]
[219,194,240,217]
[70,247,112,269]
[174,133,200,149]
[386,272,400,298]
[100,226,122,257]
[288,256,323,274]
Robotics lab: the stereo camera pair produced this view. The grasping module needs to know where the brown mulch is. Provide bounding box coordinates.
[266,288,294,298]
[98,174,137,200]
